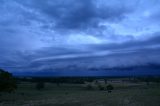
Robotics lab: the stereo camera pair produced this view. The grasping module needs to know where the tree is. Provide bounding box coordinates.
[86,84,93,90]
[0,69,17,93]
[35,82,45,90]
[106,84,114,93]
[145,78,150,86]
[97,84,105,91]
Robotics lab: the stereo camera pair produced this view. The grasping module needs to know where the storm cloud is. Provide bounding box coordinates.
[0,0,160,75]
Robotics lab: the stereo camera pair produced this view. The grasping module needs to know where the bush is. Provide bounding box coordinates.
[36,82,45,90]
[97,84,105,91]
[86,84,93,90]
[0,69,17,93]
[106,84,114,93]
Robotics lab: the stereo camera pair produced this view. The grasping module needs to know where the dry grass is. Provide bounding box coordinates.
[0,82,160,106]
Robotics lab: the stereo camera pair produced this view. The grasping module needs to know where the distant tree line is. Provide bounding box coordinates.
[16,77,101,84]
[16,76,160,85]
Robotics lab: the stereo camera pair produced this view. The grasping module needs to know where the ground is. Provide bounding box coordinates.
[0,81,160,106]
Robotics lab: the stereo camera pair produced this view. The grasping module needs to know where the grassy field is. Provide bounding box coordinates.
[0,81,160,106]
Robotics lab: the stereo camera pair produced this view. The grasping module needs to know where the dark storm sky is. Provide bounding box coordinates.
[0,0,160,74]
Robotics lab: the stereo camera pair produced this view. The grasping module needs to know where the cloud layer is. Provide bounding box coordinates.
[0,0,160,75]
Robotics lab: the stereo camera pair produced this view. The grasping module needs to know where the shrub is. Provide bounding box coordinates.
[0,69,17,93]
[106,84,114,93]
[86,84,93,90]
[36,82,45,90]
[98,84,105,91]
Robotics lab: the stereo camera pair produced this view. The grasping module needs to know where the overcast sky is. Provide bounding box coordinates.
[0,0,160,75]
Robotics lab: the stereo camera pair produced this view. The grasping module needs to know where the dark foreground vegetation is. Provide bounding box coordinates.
[0,69,160,106]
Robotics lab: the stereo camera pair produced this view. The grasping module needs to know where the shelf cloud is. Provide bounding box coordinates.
[0,0,160,75]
